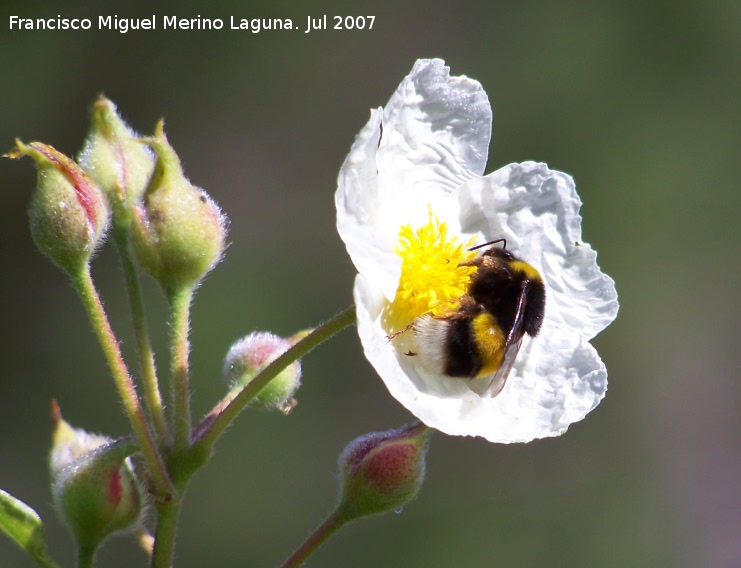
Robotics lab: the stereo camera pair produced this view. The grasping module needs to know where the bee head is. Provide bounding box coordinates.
[468,239,514,263]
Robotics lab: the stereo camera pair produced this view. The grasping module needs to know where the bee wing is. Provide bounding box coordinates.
[486,336,523,397]
[470,279,529,398]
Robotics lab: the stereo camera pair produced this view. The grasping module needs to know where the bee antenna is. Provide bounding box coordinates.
[468,238,507,252]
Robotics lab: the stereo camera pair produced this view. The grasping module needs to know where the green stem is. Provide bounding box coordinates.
[151,498,182,568]
[113,224,170,443]
[281,510,347,568]
[71,266,175,501]
[76,544,96,568]
[192,306,357,450]
[168,286,195,450]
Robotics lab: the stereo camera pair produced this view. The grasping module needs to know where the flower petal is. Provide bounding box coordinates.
[336,59,494,300]
[376,58,492,232]
[336,108,402,301]
[459,161,619,340]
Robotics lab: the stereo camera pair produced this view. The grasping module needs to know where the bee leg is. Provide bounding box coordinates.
[404,350,416,356]
[457,256,484,268]
[385,322,414,342]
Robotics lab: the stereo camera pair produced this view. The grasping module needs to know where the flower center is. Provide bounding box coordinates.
[382,210,476,334]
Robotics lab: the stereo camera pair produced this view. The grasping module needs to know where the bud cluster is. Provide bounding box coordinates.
[9,97,227,292]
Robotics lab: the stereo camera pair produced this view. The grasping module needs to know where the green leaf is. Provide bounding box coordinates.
[0,489,61,568]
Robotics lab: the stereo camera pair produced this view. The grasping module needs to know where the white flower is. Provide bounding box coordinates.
[335,59,618,443]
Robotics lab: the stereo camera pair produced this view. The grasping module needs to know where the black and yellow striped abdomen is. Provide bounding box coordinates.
[441,311,506,378]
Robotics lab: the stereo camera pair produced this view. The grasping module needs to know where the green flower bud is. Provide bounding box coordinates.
[49,402,142,556]
[224,331,302,414]
[8,141,109,276]
[78,96,155,222]
[337,422,431,521]
[130,121,227,294]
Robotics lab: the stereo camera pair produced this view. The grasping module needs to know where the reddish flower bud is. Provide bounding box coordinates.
[8,141,109,276]
[223,331,302,414]
[337,422,431,521]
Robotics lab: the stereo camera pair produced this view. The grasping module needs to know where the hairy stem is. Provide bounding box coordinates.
[168,285,195,450]
[281,510,347,568]
[151,498,182,568]
[71,267,175,500]
[113,225,170,442]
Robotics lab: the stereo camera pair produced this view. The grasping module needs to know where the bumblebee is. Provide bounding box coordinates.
[412,240,546,397]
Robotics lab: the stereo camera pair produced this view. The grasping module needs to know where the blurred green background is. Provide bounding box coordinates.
[1,1,739,566]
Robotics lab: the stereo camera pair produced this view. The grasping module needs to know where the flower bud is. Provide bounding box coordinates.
[50,401,111,478]
[224,331,302,414]
[78,96,155,221]
[130,121,227,294]
[49,402,142,554]
[337,422,431,521]
[8,141,109,276]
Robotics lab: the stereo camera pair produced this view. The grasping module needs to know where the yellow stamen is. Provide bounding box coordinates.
[382,209,476,333]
